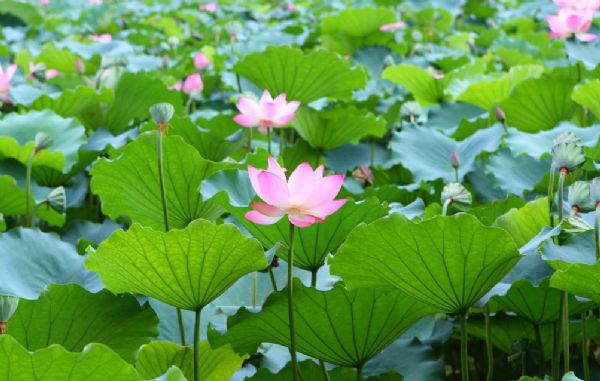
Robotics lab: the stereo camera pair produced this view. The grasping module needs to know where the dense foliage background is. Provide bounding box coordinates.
[2,0,600,380]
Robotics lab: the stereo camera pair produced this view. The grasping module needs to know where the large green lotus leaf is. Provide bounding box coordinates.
[382,64,445,105]
[90,132,227,231]
[469,196,526,226]
[31,86,102,123]
[321,7,396,37]
[249,360,401,381]
[389,124,503,183]
[505,123,600,160]
[456,65,544,110]
[550,262,600,303]
[0,1,42,25]
[0,228,100,299]
[210,281,436,368]
[491,278,592,325]
[233,46,367,103]
[493,197,548,248]
[86,219,267,311]
[542,230,597,265]
[169,115,244,162]
[330,213,521,313]
[104,72,183,134]
[0,175,32,216]
[572,79,600,120]
[7,284,158,363]
[484,149,549,197]
[0,110,86,173]
[500,76,578,132]
[292,106,386,150]
[211,192,389,271]
[0,336,139,381]
[136,341,245,381]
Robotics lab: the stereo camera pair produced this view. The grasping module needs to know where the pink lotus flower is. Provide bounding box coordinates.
[90,34,112,43]
[379,21,407,32]
[193,52,211,69]
[199,2,217,12]
[45,69,59,80]
[352,166,374,185]
[287,2,295,11]
[182,73,203,94]
[171,82,183,91]
[245,157,347,227]
[555,0,600,11]
[89,0,103,4]
[547,8,597,41]
[233,90,301,135]
[75,58,85,74]
[40,0,49,6]
[0,64,17,103]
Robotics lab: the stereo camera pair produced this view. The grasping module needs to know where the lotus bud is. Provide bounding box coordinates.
[75,58,85,74]
[552,132,582,148]
[34,132,53,153]
[450,150,460,169]
[0,294,19,334]
[568,181,594,214]
[495,107,505,121]
[441,182,472,209]
[551,141,585,173]
[46,186,66,214]
[590,177,600,207]
[149,102,175,127]
[352,166,374,185]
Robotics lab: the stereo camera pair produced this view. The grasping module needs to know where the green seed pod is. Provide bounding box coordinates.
[568,181,594,213]
[46,186,66,214]
[441,182,472,208]
[0,294,18,334]
[590,177,600,206]
[149,102,175,125]
[551,141,585,173]
[34,132,53,151]
[552,132,582,148]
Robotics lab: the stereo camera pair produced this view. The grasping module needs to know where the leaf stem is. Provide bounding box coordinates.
[595,205,600,261]
[267,128,272,155]
[311,269,330,381]
[23,149,34,227]
[484,305,493,381]
[268,266,278,291]
[194,309,201,381]
[320,361,331,381]
[534,323,545,376]
[442,198,452,216]
[288,224,301,381]
[252,271,258,308]
[561,290,570,373]
[548,170,555,227]
[356,365,363,381]
[280,128,285,157]
[557,170,566,223]
[247,128,253,153]
[157,130,186,345]
[460,311,469,381]
[582,311,590,381]
[552,321,561,380]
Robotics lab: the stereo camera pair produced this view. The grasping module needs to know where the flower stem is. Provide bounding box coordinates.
[157,130,186,345]
[320,361,331,381]
[442,198,452,216]
[267,128,272,155]
[582,311,590,381]
[268,266,278,291]
[557,170,566,223]
[561,290,570,373]
[252,271,258,308]
[280,128,285,157]
[311,269,330,381]
[23,150,34,227]
[552,321,561,380]
[548,169,555,227]
[460,311,469,381]
[454,168,459,183]
[595,205,600,261]
[288,224,300,381]
[534,324,545,376]
[193,309,201,381]
[484,305,493,381]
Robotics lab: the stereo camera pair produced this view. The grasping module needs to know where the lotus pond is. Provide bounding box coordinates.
[3,0,600,380]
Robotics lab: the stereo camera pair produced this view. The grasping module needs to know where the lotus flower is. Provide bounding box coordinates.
[245,157,347,227]
[182,73,203,94]
[193,52,211,69]
[90,34,112,43]
[45,69,59,79]
[547,8,597,41]
[0,64,17,103]
[234,90,301,135]
[199,2,217,12]
[75,58,85,74]
[379,21,406,32]
[40,0,49,6]
[555,0,600,11]
[89,0,103,4]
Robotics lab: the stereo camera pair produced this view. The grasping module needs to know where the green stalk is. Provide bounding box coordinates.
[267,127,272,155]
[312,270,331,381]
[595,206,600,261]
[193,309,201,381]
[484,305,493,381]
[552,321,561,380]
[356,365,363,381]
[23,150,34,227]
[252,271,258,308]
[280,128,285,157]
[268,266,278,291]
[561,291,570,373]
[460,311,469,381]
[288,224,301,381]
[454,168,459,183]
[582,312,590,381]
[557,170,566,223]
[442,198,452,216]
[247,128,253,153]
[548,170,555,227]
[157,130,186,346]
[534,324,545,377]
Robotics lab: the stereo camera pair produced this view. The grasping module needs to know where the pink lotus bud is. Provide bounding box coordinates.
[89,0,103,4]
[379,21,406,32]
[245,157,347,228]
[40,0,49,6]
[233,90,301,135]
[495,107,505,121]
[199,2,217,12]
[450,150,460,169]
[45,69,59,80]
[352,166,374,185]
[182,73,203,94]
[89,34,112,43]
[287,2,295,11]
[0,63,17,103]
[75,58,85,74]
[28,62,36,81]
[193,52,211,69]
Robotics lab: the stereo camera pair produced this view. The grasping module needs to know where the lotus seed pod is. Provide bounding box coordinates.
[0,294,18,334]
[149,102,175,125]
[400,101,422,118]
[551,141,585,173]
[450,150,460,169]
[495,107,505,121]
[568,181,595,213]
[34,132,53,151]
[552,132,582,148]
[46,186,66,214]
[590,178,600,206]
[441,182,472,208]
